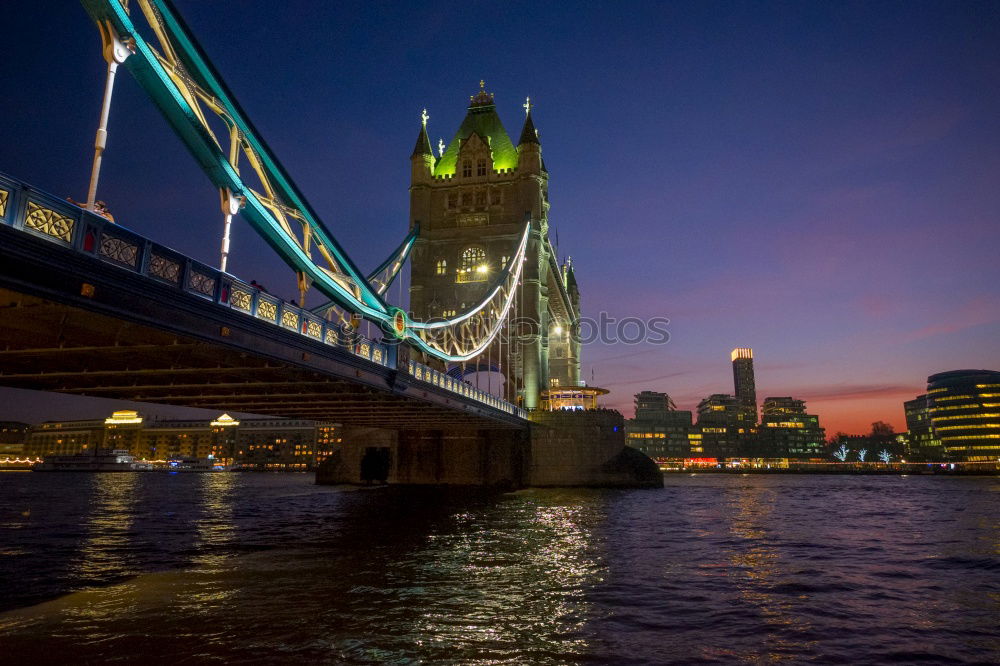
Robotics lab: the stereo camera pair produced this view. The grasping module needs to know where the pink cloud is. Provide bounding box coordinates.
[900,296,1000,343]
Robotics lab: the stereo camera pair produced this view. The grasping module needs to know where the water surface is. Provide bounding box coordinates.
[1,473,997,664]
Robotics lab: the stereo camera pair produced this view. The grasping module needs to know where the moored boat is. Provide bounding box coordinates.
[33,449,155,472]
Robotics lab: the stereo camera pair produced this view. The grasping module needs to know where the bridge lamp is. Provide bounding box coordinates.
[476,264,488,274]
[553,325,563,335]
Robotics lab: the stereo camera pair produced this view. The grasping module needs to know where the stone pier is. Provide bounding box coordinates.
[316,411,662,489]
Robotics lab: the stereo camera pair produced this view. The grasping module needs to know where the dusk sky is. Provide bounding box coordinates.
[2,1,998,434]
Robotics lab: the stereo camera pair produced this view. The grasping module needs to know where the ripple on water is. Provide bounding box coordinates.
[0,474,997,664]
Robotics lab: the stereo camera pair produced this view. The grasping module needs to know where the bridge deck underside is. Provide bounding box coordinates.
[0,288,513,428]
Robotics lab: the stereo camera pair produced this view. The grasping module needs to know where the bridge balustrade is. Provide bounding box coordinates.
[0,171,525,419]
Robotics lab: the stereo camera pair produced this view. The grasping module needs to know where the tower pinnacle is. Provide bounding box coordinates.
[411,109,433,158]
[518,98,540,146]
[469,80,495,108]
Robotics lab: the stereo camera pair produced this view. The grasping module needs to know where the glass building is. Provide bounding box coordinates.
[903,394,942,461]
[927,370,1000,463]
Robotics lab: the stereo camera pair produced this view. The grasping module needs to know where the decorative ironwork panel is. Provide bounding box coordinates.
[99,234,139,267]
[25,202,74,242]
[358,342,371,359]
[372,347,383,364]
[0,189,8,217]
[188,271,216,296]
[148,254,181,283]
[306,321,322,339]
[324,329,338,345]
[414,366,423,381]
[257,300,277,321]
[281,310,298,329]
[230,288,252,311]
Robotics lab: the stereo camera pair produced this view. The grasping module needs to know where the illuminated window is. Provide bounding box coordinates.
[462,160,472,178]
[435,259,447,275]
[500,255,510,266]
[457,247,487,283]
[477,159,487,176]
[442,309,456,318]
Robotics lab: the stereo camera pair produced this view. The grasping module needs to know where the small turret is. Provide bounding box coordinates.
[410,108,435,183]
[517,97,542,173]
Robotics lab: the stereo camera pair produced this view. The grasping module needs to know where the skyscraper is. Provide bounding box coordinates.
[731,347,757,430]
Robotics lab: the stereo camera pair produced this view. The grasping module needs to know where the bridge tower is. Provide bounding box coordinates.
[408,84,581,409]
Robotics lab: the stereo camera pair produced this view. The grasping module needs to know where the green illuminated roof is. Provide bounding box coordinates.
[433,102,519,176]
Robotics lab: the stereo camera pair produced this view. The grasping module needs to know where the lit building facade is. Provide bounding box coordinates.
[408,84,581,408]
[0,421,29,445]
[695,394,740,458]
[753,396,825,459]
[24,411,339,470]
[903,395,941,461]
[634,391,676,420]
[24,418,106,456]
[626,391,697,460]
[927,369,1000,463]
[540,386,609,411]
[731,347,758,430]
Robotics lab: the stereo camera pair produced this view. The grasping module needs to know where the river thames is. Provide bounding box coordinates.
[1,473,997,664]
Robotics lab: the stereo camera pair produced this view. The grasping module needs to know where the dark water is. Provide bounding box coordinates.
[0,473,997,664]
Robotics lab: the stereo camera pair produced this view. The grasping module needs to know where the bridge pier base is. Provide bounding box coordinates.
[317,412,662,489]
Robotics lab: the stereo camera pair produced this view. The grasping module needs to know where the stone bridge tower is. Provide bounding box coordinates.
[407,83,581,409]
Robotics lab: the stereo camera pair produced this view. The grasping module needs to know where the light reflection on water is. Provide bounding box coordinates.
[0,473,997,664]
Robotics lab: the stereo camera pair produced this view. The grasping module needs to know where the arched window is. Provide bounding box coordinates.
[435,259,447,275]
[457,247,487,283]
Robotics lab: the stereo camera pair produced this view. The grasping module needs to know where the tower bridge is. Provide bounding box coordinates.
[0,0,660,488]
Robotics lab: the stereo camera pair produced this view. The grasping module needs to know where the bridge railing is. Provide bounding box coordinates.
[0,171,525,419]
[407,360,528,419]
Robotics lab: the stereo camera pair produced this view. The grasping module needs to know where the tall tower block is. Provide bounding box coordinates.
[731,347,758,430]
[407,84,581,409]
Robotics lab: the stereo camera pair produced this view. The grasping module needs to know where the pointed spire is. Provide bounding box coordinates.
[411,108,433,158]
[518,97,540,146]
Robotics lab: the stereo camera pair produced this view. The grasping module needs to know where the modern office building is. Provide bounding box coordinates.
[626,391,697,460]
[926,369,1000,463]
[753,396,825,459]
[903,395,942,461]
[731,348,758,430]
[695,394,741,458]
[634,391,676,420]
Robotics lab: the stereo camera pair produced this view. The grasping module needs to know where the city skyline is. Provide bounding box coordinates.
[1,1,998,434]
